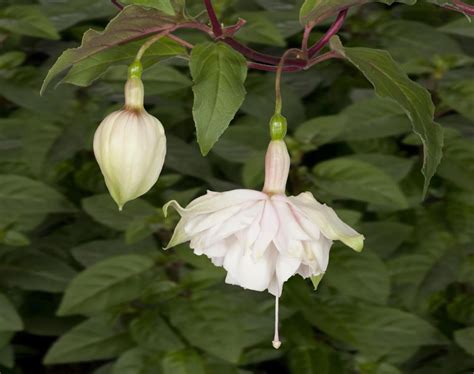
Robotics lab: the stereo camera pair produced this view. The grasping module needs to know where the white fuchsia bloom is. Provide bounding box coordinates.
[94,62,166,210]
[164,138,364,349]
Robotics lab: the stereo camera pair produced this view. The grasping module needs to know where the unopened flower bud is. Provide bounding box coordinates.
[94,62,166,210]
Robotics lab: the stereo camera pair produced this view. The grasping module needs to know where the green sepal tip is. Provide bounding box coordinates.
[269,113,288,140]
[128,60,143,79]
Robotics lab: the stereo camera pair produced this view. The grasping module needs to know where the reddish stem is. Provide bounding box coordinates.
[308,9,348,58]
[223,18,247,35]
[307,51,340,68]
[204,0,223,37]
[167,34,194,49]
[223,38,306,67]
[247,62,302,72]
[111,0,124,10]
[450,0,474,15]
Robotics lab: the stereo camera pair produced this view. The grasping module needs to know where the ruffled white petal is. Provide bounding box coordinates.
[164,188,363,299]
[289,192,364,252]
[223,238,277,292]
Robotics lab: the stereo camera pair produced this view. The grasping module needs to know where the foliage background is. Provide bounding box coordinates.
[0,0,474,372]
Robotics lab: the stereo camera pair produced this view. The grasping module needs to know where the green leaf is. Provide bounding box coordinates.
[0,5,59,40]
[62,37,185,87]
[0,119,62,176]
[82,194,156,231]
[120,0,176,15]
[0,174,74,226]
[287,280,447,363]
[40,0,116,31]
[130,311,184,351]
[325,247,391,304]
[388,231,453,311]
[348,154,415,182]
[113,348,163,374]
[454,327,474,356]
[44,316,133,364]
[161,350,207,374]
[379,20,462,63]
[0,345,14,368]
[71,238,156,267]
[330,36,444,197]
[437,129,474,190]
[58,255,155,316]
[233,12,286,47]
[439,17,474,38]
[169,289,272,363]
[289,343,344,374]
[439,75,474,122]
[340,97,413,140]
[299,0,416,25]
[313,157,409,209]
[211,120,268,163]
[41,5,177,94]
[359,221,413,258]
[0,293,23,332]
[190,42,248,155]
[0,250,77,293]
[295,115,345,147]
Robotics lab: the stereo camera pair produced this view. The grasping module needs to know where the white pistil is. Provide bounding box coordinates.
[272,295,281,349]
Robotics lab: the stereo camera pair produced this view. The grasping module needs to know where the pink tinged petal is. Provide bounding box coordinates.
[235,202,265,250]
[297,264,314,279]
[191,202,262,249]
[185,189,267,215]
[272,197,312,241]
[289,192,364,252]
[184,203,243,235]
[272,195,321,241]
[251,200,280,258]
[267,277,279,297]
[211,257,224,266]
[197,240,228,258]
[304,237,332,273]
[223,238,276,292]
[275,254,301,296]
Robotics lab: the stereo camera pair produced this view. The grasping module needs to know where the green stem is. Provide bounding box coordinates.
[274,49,302,115]
[135,31,170,62]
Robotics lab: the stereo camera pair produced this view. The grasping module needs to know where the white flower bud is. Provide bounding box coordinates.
[93,76,166,210]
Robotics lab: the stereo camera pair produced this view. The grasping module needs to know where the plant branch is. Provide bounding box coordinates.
[167,34,194,49]
[247,62,302,72]
[308,9,348,58]
[449,0,474,15]
[223,38,306,67]
[204,0,223,37]
[111,0,124,10]
[307,51,341,68]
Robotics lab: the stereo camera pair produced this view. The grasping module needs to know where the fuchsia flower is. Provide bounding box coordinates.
[164,138,364,348]
[94,62,166,210]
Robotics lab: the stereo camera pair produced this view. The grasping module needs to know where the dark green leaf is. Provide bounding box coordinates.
[0,5,59,40]
[190,42,247,155]
[58,255,155,316]
[44,316,133,364]
[0,293,23,332]
[330,36,444,197]
[41,5,177,94]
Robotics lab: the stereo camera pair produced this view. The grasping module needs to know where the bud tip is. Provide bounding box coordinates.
[272,340,281,349]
